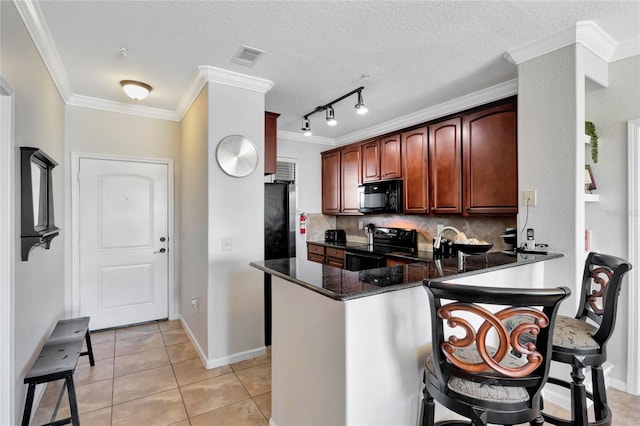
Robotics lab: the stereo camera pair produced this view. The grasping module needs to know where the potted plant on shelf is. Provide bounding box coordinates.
[585,121,599,163]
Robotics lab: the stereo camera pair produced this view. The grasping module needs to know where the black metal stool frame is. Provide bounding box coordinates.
[420,280,570,426]
[543,252,632,426]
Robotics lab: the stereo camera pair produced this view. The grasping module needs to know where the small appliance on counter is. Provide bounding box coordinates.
[325,229,347,244]
[500,228,517,254]
[364,223,375,246]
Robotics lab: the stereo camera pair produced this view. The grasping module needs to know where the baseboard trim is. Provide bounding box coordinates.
[204,346,267,370]
[178,314,267,370]
[178,315,209,367]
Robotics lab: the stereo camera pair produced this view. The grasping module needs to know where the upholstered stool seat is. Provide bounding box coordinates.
[424,347,530,403]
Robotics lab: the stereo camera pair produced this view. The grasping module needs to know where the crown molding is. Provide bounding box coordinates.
[278,131,335,146]
[576,21,618,61]
[174,65,275,121]
[67,95,180,121]
[199,65,275,93]
[13,0,73,102]
[505,21,619,65]
[612,37,640,62]
[335,79,518,146]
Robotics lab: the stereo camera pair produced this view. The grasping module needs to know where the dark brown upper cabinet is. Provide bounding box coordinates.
[401,127,429,214]
[340,145,362,214]
[462,100,518,215]
[429,117,462,214]
[380,134,402,180]
[361,140,380,183]
[264,111,280,175]
[322,150,341,214]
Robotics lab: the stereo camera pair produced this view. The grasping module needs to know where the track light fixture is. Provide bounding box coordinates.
[300,86,367,136]
[301,117,312,136]
[326,106,337,126]
[355,90,368,115]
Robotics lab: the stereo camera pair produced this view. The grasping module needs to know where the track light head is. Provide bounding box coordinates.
[355,90,368,115]
[301,117,312,136]
[326,106,337,126]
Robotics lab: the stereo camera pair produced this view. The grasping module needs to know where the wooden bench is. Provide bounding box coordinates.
[21,317,95,426]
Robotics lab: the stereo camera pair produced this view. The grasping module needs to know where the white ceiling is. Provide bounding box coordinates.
[26,1,640,141]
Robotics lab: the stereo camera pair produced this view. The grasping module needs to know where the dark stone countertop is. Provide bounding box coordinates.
[250,251,563,301]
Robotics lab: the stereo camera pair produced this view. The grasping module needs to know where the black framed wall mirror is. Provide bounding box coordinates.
[20,147,59,261]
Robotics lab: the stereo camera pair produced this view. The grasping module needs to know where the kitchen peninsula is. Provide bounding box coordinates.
[250,252,563,426]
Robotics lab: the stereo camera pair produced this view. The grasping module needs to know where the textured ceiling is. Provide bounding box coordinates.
[34,1,640,140]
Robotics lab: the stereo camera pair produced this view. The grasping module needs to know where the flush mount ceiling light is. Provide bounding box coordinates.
[300,86,367,136]
[120,80,152,100]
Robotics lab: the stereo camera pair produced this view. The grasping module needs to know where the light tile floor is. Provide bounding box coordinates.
[31,320,271,426]
[31,320,639,425]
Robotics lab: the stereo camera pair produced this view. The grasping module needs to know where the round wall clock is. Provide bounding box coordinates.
[216,135,259,177]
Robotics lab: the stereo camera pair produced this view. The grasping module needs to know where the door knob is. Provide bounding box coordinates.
[154,248,166,254]
[160,237,166,242]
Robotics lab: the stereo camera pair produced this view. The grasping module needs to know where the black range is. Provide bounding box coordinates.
[323,227,421,271]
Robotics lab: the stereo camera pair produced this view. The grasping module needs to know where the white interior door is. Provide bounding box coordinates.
[79,158,168,330]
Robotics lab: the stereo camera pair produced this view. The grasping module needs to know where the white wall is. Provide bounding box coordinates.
[277,136,327,258]
[180,87,210,357]
[1,1,66,419]
[64,105,181,316]
[517,45,580,316]
[206,81,267,365]
[585,54,640,386]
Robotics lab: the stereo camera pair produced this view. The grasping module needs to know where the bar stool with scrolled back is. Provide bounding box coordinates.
[420,280,570,426]
[541,252,631,426]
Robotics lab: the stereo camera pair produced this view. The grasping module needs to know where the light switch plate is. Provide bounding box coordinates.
[222,237,232,251]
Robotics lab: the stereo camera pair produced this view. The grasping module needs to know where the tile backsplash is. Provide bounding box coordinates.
[311,214,517,252]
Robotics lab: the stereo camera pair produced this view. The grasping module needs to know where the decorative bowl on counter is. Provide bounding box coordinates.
[452,243,493,255]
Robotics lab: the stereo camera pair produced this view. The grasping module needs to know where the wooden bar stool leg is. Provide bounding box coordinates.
[65,375,81,426]
[570,357,588,426]
[21,383,36,426]
[591,365,608,421]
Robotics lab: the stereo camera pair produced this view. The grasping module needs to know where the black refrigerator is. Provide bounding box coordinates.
[264,182,296,345]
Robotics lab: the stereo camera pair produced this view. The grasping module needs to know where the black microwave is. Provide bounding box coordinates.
[358,180,402,214]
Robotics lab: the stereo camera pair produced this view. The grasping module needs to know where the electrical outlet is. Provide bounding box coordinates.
[523,190,537,206]
[191,296,199,313]
[358,220,364,230]
[222,237,232,251]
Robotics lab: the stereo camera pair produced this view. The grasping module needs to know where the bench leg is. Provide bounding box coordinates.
[66,375,81,426]
[81,330,95,367]
[21,383,36,426]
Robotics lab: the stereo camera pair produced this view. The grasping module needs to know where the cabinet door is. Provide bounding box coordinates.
[401,127,429,214]
[361,140,381,182]
[322,150,341,214]
[264,112,280,175]
[340,145,362,214]
[380,135,402,179]
[429,118,462,214]
[462,101,518,215]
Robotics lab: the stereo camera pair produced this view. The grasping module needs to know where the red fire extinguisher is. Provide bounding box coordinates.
[300,213,307,235]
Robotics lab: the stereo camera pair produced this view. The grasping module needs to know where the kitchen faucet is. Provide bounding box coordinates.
[433,226,461,250]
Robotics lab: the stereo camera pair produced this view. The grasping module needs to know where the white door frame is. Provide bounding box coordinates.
[0,74,16,425]
[627,118,640,395]
[70,152,176,327]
